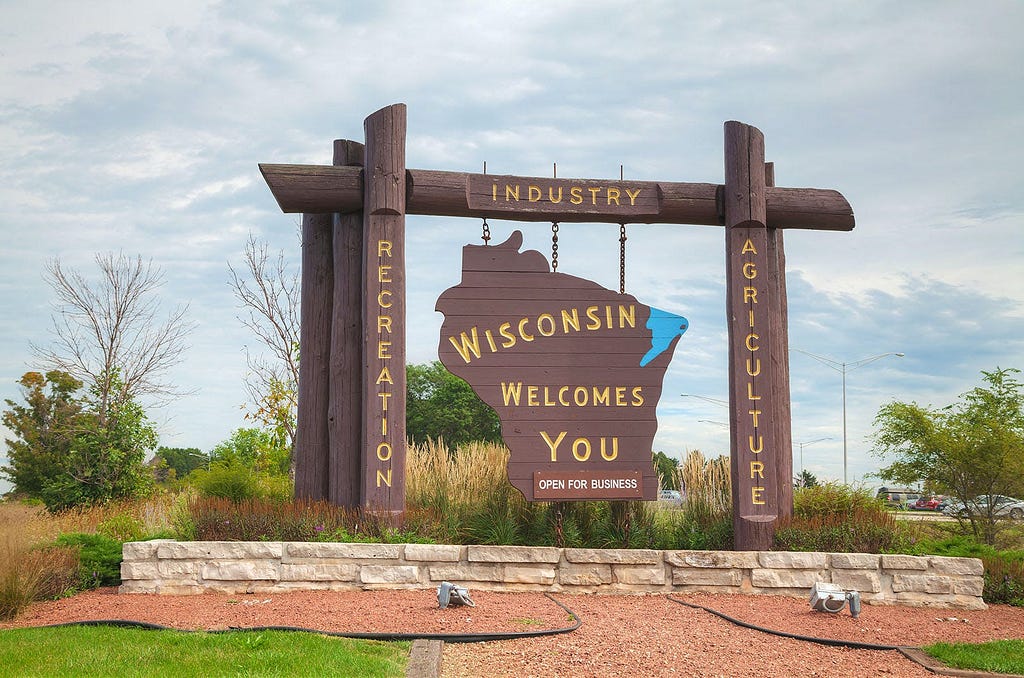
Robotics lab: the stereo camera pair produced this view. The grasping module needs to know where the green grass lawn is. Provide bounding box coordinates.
[0,625,408,677]
[923,639,1024,675]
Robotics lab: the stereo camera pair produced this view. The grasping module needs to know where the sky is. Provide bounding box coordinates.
[1,0,1022,495]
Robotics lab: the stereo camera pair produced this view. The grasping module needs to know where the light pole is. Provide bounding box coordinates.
[795,437,832,476]
[793,350,904,484]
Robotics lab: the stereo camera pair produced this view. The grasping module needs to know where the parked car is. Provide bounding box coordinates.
[909,496,944,511]
[942,495,1024,519]
[876,487,921,510]
[658,489,683,507]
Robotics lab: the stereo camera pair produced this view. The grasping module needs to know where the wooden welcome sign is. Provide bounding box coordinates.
[259,104,854,550]
[436,231,687,501]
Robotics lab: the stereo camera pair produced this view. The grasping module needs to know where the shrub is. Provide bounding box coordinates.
[190,462,261,502]
[775,484,903,553]
[55,533,124,588]
[981,556,1024,606]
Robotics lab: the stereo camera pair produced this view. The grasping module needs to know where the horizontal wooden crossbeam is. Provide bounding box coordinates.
[259,164,854,231]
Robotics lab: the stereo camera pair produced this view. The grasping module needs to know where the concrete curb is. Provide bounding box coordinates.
[406,639,443,678]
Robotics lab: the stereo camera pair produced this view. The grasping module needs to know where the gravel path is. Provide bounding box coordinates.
[3,588,1023,677]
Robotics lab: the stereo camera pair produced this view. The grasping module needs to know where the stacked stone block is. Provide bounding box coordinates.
[121,541,986,609]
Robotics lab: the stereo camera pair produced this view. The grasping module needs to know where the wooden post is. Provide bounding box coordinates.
[328,139,365,507]
[725,121,779,550]
[361,104,407,512]
[766,162,794,518]
[294,211,333,500]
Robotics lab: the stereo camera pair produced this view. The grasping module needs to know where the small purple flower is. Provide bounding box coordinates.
[314,524,324,533]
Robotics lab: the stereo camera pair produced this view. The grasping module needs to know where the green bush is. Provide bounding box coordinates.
[55,533,123,588]
[775,484,904,553]
[190,462,261,502]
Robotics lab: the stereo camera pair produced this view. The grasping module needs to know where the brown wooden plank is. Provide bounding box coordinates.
[724,121,778,551]
[259,164,854,231]
[328,139,365,508]
[361,104,407,514]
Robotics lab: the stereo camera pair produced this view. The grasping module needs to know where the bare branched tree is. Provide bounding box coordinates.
[227,234,300,449]
[32,252,194,418]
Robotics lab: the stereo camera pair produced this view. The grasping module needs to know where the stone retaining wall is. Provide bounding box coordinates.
[120,541,986,609]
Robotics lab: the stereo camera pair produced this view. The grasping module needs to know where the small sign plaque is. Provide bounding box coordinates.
[534,470,643,500]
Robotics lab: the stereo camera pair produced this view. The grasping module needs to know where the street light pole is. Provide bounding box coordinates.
[793,350,904,484]
[795,437,832,476]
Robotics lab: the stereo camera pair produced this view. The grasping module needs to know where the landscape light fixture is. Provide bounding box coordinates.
[809,582,861,618]
[792,350,904,483]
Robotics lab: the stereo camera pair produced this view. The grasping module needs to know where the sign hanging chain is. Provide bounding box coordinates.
[551,162,559,272]
[481,161,491,245]
[619,164,627,294]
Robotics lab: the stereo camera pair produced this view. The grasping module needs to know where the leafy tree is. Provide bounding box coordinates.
[653,451,679,490]
[406,361,502,447]
[155,446,209,479]
[2,371,84,499]
[871,367,1024,544]
[1,370,156,511]
[209,427,290,476]
[795,470,819,488]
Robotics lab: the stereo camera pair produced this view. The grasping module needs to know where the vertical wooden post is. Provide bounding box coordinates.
[294,210,333,500]
[724,121,778,551]
[328,139,365,507]
[766,162,794,519]
[361,104,407,513]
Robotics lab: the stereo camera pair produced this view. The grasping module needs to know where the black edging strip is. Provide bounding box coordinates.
[667,595,902,651]
[32,592,581,645]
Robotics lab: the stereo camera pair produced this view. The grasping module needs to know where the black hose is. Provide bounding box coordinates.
[31,592,582,644]
[667,596,902,651]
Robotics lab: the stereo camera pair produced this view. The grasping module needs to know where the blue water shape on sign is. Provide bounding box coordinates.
[641,308,689,367]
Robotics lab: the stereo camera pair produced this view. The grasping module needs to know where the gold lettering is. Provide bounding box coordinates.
[378,391,391,410]
[448,328,481,363]
[543,386,555,406]
[750,461,765,479]
[748,435,764,454]
[746,358,761,376]
[570,186,584,204]
[600,437,619,460]
[528,185,542,202]
[378,264,392,283]
[618,304,636,328]
[751,486,765,504]
[748,309,755,328]
[748,409,762,427]
[518,317,534,341]
[376,468,392,487]
[588,187,601,204]
[572,437,591,461]
[561,308,580,332]
[537,313,556,337]
[741,238,756,255]
[605,305,613,328]
[746,382,761,401]
[378,290,392,308]
[631,386,644,406]
[742,262,757,279]
[625,187,642,205]
[615,386,627,406]
[492,183,497,202]
[499,322,516,348]
[549,186,563,203]
[574,387,588,406]
[593,387,610,406]
[745,333,760,351]
[607,187,621,205]
[505,184,519,202]
[377,315,392,333]
[558,386,570,406]
[585,306,602,330]
[376,442,392,461]
[541,430,567,462]
[743,286,758,303]
[378,240,392,257]
[378,341,391,359]
[375,366,393,385]
[484,329,497,352]
[382,416,387,436]
[501,382,523,406]
[527,386,539,406]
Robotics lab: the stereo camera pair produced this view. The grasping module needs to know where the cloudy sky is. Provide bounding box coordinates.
[2,1,1022,494]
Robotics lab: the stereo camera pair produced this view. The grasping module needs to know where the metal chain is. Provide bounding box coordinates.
[482,218,491,245]
[619,223,627,294]
[551,222,559,272]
